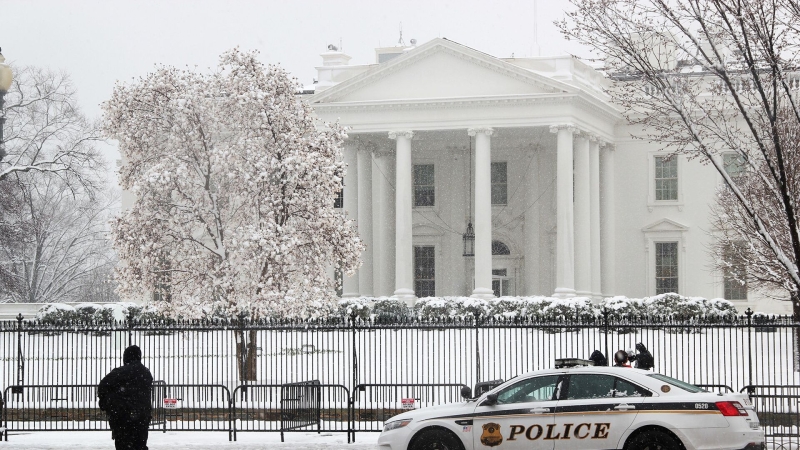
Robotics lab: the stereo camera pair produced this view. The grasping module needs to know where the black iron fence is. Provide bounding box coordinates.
[0,310,797,444]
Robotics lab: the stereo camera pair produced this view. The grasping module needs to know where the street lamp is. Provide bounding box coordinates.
[0,47,13,162]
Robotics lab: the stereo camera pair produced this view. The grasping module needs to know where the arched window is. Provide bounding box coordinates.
[491,240,511,256]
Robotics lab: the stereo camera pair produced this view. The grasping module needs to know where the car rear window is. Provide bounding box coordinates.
[647,373,707,393]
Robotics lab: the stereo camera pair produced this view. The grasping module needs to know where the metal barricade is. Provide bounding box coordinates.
[741,385,800,449]
[280,381,321,434]
[1,382,171,441]
[230,383,352,443]
[352,383,468,432]
[2,384,107,439]
[156,384,232,440]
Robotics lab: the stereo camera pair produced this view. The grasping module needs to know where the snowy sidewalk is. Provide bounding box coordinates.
[3,430,380,449]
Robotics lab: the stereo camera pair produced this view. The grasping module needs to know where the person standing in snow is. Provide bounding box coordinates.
[98,345,153,450]
[589,350,607,366]
[613,350,631,367]
[628,342,655,370]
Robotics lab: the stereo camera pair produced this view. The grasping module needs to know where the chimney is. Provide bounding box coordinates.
[321,44,351,66]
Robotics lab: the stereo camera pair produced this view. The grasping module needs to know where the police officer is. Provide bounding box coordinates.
[589,350,608,366]
[98,345,153,450]
[628,343,655,370]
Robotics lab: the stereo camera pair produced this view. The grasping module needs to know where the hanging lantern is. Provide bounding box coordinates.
[463,222,475,257]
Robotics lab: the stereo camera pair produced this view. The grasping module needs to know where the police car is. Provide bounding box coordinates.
[378,359,764,450]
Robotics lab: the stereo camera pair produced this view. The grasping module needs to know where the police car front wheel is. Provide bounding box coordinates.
[626,428,682,450]
[409,428,464,450]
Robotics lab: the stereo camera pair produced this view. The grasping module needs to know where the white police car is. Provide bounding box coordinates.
[378,360,764,450]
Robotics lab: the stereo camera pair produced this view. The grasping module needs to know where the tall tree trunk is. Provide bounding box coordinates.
[235,329,258,381]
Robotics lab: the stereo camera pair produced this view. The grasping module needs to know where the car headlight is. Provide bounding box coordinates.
[384,419,412,432]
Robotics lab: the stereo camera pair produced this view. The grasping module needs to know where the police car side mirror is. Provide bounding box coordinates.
[460,386,472,399]
[482,393,498,406]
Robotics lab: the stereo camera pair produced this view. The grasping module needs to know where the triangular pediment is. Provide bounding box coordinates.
[642,218,690,232]
[312,38,572,104]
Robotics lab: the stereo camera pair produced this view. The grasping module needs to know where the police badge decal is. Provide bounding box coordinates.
[480,423,503,447]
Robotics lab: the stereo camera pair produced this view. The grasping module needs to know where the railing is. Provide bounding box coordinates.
[741,385,800,449]
[0,312,798,442]
[230,382,352,442]
[352,383,468,432]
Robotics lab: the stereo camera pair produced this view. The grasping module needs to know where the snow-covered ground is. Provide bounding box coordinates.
[4,430,380,449]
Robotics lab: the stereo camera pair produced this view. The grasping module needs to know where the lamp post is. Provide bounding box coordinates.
[0,48,13,163]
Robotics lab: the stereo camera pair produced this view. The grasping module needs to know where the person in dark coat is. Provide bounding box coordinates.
[613,350,631,367]
[98,345,153,450]
[589,350,607,366]
[629,342,655,370]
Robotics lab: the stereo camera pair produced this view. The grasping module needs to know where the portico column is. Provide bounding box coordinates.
[550,124,576,298]
[469,127,494,299]
[600,142,616,296]
[589,137,602,300]
[357,145,374,296]
[389,131,415,303]
[342,142,360,297]
[372,148,395,297]
[574,133,591,297]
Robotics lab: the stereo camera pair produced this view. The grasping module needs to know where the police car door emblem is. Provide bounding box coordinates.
[480,423,503,447]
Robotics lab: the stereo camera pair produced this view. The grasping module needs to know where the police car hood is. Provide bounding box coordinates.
[387,401,475,423]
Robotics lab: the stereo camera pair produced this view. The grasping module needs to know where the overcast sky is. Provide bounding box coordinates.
[1,0,585,178]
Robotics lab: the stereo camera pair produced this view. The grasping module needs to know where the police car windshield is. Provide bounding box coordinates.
[647,373,706,393]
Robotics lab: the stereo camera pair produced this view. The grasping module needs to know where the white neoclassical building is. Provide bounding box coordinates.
[307,38,791,315]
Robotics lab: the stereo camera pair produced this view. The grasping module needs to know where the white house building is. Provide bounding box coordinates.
[307,37,791,315]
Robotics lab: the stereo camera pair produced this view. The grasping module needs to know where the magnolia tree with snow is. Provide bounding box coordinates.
[103,50,363,379]
[560,0,800,319]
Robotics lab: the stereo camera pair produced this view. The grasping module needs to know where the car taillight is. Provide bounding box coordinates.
[716,401,748,416]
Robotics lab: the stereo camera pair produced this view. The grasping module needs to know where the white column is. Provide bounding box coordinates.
[524,151,540,295]
[342,142,360,297]
[574,134,591,297]
[469,127,494,299]
[550,124,576,298]
[600,142,616,296]
[589,137,602,300]
[390,131,415,303]
[357,146,374,296]
[372,148,395,297]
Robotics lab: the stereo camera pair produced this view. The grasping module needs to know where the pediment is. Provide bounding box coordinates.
[312,38,572,104]
[642,218,689,232]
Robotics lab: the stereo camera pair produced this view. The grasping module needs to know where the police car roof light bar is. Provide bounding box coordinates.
[554,358,594,368]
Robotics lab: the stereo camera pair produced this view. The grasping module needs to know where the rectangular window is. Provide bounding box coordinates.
[333,189,343,209]
[491,162,508,205]
[414,164,435,207]
[654,156,678,201]
[723,243,747,300]
[414,246,435,297]
[655,242,679,294]
[723,153,746,179]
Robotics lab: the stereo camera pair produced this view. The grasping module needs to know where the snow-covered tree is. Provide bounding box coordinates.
[560,0,800,320]
[0,65,112,303]
[104,48,362,320]
[0,175,118,303]
[1,66,103,190]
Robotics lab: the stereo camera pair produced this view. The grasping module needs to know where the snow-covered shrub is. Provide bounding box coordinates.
[542,297,597,322]
[600,296,647,321]
[35,303,77,325]
[371,297,410,322]
[337,297,372,321]
[414,297,453,321]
